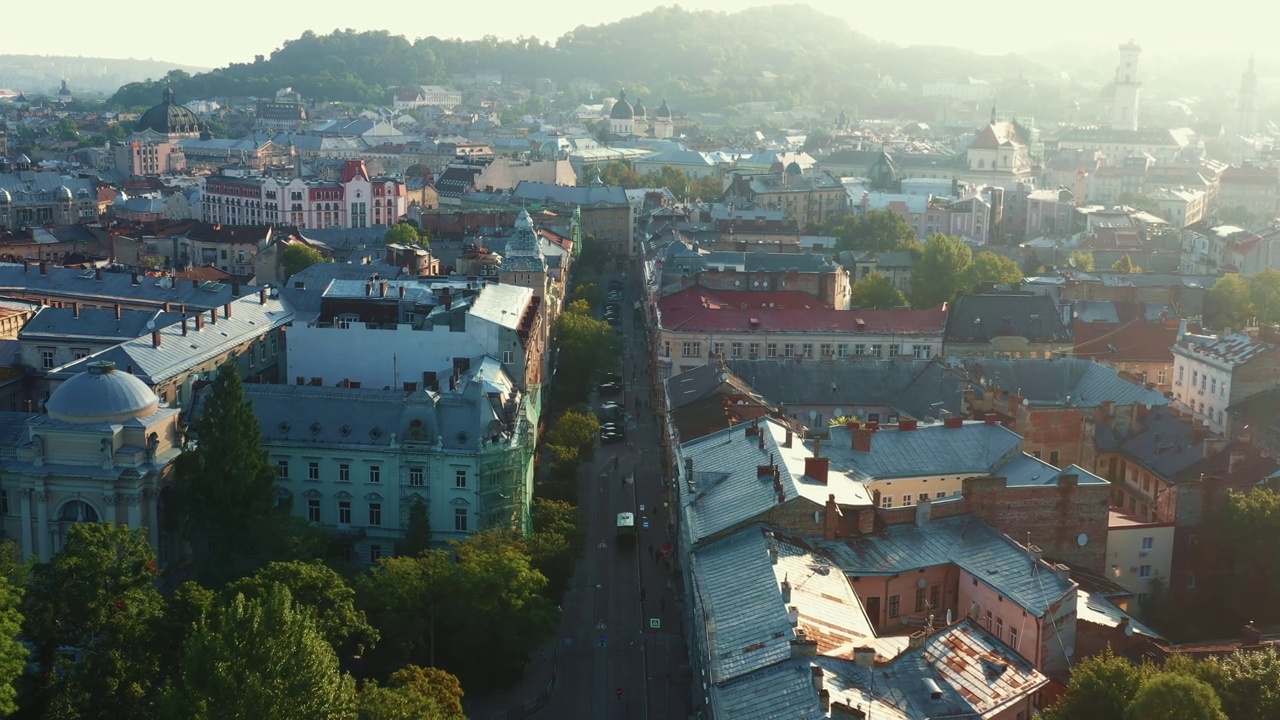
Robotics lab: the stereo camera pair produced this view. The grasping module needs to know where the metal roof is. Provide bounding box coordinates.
[822,422,1023,482]
[0,264,250,311]
[20,307,184,342]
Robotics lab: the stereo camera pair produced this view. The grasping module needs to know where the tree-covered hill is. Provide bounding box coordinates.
[106,5,1042,112]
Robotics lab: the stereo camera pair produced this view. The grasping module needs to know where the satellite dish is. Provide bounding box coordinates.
[1068,257,1077,268]
[1124,624,1134,637]
[833,408,845,418]
[917,578,927,589]
[146,320,156,331]
[1076,532,1089,547]
[808,410,818,421]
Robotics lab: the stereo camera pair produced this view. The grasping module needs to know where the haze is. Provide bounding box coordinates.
[17,0,1275,68]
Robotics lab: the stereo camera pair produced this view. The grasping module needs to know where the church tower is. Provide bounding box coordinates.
[1110,41,1142,131]
[498,209,547,298]
[1236,56,1259,135]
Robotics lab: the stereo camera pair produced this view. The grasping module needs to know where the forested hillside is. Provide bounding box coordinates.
[107,5,1041,112]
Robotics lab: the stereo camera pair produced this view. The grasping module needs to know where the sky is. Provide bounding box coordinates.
[10,0,1275,69]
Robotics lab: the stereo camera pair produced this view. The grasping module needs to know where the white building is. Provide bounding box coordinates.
[200,160,406,229]
[1110,41,1142,131]
[393,85,463,111]
[1171,330,1280,434]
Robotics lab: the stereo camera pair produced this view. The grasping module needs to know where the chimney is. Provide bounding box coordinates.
[805,456,830,484]
[769,545,779,565]
[1242,622,1263,647]
[746,424,759,438]
[114,303,122,320]
[21,260,28,273]
[163,302,172,312]
[1053,563,1071,583]
[181,317,188,336]
[381,280,390,298]
[259,288,268,305]
[131,272,139,286]
[1028,544,1044,565]
[39,261,46,275]
[908,631,927,650]
[399,285,406,299]
[781,578,792,603]
[819,689,831,712]
[914,497,931,527]
[830,701,866,720]
[151,330,161,348]
[759,428,765,450]
[232,282,241,296]
[223,302,232,319]
[853,428,872,453]
[192,278,199,289]
[195,314,204,331]
[209,307,217,325]
[898,419,917,431]
[365,281,373,296]
[811,665,824,693]
[866,421,879,431]
[784,429,793,448]
[94,267,102,282]
[984,412,998,425]
[1229,450,1246,475]
[824,494,840,540]
[814,436,821,457]
[857,507,875,535]
[790,633,818,659]
[71,301,79,319]
[853,646,875,668]
[944,416,963,429]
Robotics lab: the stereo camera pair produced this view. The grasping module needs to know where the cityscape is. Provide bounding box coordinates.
[1,4,1280,719]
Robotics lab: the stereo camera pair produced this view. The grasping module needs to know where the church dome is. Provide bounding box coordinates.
[654,99,672,119]
[46,361,159,424]
[609,90,634,120]
[137,87,203,136]
[633,98,647,119]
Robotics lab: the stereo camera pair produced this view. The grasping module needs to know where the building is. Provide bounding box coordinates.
[943,293,1073,359]
[134,88,208,141]
[1218,165,1278,222]
[0,173,98,230]
[1105,510,1175,611]
[250,364,535,560]
[171,223,275,276]
[1073,301,1184,392]
[0,360,182,563]
[200,160,407,229]
[961,119,1034,188]
[1109,41,1143,131]
[0,262,249,313]
[112,129,186,176]
[663,362,778,443]
[658,240,850,308]
[1234,57,1259,136]
[17,304,184,377]
[655,286,948,375]
[845,250,915,294]
[722,170,848,227]
[255,99,309,132]
[1180,220,1280,275]
[510,182,634,259]
[1054,128,1190,166]
[1171,329,1280,434]
[1148,187,1206,228]
[392,85,462,111]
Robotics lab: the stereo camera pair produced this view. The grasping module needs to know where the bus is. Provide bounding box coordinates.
[616,512,636,548]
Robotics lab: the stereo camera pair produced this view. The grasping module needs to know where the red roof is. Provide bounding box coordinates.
[657,286,947,334]
[340,160,371,183]
[1221,166,1278,184]
[1074,302,1183,362]
[968,121,1025,150]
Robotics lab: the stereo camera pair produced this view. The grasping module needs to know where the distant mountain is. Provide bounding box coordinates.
[0,55,209,97]
[104,5,1052,114]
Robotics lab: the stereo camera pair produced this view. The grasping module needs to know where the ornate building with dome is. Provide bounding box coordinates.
[498,209,547,297]
[607,90,674,139]
[0,172,98,230]
[136,88,209,141]
[112,88,211,177]
[0,360,182,562]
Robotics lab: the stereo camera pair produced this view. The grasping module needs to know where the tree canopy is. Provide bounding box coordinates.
[909,233,973,308]
[1206,271,1280,331]
[964,251,1023,289]
[281,244,327,281]
[384,222,429,248]
[226,561,377,658]
[811,210,917,254]
[1124,672,1227,720]
[848,271,906,309]
[552,302,620,405]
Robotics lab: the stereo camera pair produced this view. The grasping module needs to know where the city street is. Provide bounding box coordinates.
[536,270,690,719]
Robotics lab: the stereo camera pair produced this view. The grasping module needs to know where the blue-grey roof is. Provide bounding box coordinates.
[19,307,185,342]
[0,264,251,311]
[46,361,158,421]
[826,514,1075,616]
[962,357,1170,409]
[998,455,1109,487]
[1108,407,1213,482]
[469,283,532,330]
[945,294,1071,344]
[822,422,1023,482]
[0,172,95,204]
[511,181,628,207]
[246,384,439,448]
[279,262,404,324]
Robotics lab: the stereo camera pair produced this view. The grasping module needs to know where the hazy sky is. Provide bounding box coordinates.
[13,0,1274,68]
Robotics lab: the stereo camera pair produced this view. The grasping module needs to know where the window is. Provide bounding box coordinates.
[995,616,1003,638]
[1192,370,1198,387]
[368,503,382,527]
[731,341,743,359]
[454,508,468,532]
[854,343,866,356]
[881,495,894,508]
[869,344,883,358]
[1008,626,1019,650]
[338,500,352,525]
[1049,451,1060,466]
[72,348,89,360]
[1138,592,1149,605]
[712,341,724,357]
[901,495,914,507]
[39,347,54,369]
[888,344,900,357]
[783,343,795,357]
[748,343,760,358]
[455,469,467,489]
[663,341,670,357]
[1139,564,1151,578]
[369,465,381,483]
[1141,536,1153,552]
[1211,378,1217,394]
[913,344,929,359]
[277,460,289,479]
[369,545,382,563]
[409,467,424,486]
[339,464,350,483]
[1032,450,1042,459]
[0,490,7,515]
[681,341,701,358]
[1156,369,1166,385]
[836,343,848,358]
[307,499,321,523]
[820,343,833,358]
[303,461,317,481]
[935,491,945,499]
[930,584,940,610]
[915,587,927,612]
[1177,366,1184,384]
[983,610,993,630]
[888,595,900,618]
[765,343,777,358]
[801,343,813,359]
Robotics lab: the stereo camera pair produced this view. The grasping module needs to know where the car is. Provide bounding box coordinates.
[642,517,650,530]
[599,430,626,444]
[601,372,623,384]
[598,382,621,395]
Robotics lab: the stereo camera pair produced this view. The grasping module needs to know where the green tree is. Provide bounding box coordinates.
[1194,490,1280,635]
[819,210,917,253]
[1207,274,1254,331]
[155,581,216,679]
[1112,253,1142,274]
[23,523,164,720]
[358,665,466,720]
[546,409,601,459]
[281,243,327,281]
[848,271,906,309]
[1247,268,1280,325]
[963,251,1023,291]
[396,497,433,557]
[384,222,427,247]
[1124,672,1227,720]
[226,561,377,658]
[529,498,583,601]
[1218,205,1259,228]
[161,585,357,720]
[1069,251,1096,272]
[909,233,972,309]
[1198,647,1280,720]
[0,566,24,716]
[553,304,620,404]
[1041,647,1145,720]
[171,362,278,569]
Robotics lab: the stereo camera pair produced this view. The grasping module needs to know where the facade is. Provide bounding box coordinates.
[1148,187,1207,228]
[510,182,634,259]
[392,85,462,110]
[1171,330,1280,434]
[655,287,948,375]
[200,160,406,229]
[943,293,1073,359]
[1073,301,1184,392]
[1054,128,1190,166]
[173,223,275,276]
[1110,41,1143,131]
[0,173,98,230]
[1106,510,1175,610]
[252,369,535,561]
[0,361,182,563]
[723,170,849,227]
[1234,57,1259,136]
[112,129,186,176]
[961,120,1034,188]
[1218,165,1278,221]
[659,241,851,308]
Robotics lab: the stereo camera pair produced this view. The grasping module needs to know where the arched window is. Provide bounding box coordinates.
[58,500,99,523]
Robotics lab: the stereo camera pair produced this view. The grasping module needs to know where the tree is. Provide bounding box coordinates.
[155,581,216,680]
[1218,205,1259,229]
[1194,490,1280,636]
[23,523,164,720]
[1112,253,1142,274]
[963,251,1023,290]
[281,244,327,281]
[162,586,356,719]
[848,271,906,309]
[0,565,24,717]
[1041,647,1145,720]
[1207,274,1253,331]
[1247,268,1280,326]
[226,561,377,658]
[1199,647,1280,720]
[817,210,917,253]
[553,304,620,404]
[358,665,466,720]
[384,222,427,247]
[1124,672,1227,720]
[171,362,279,568]
[909,233,972,309]
[1069,251,1096,272]
[546,409,601,460]
[396,497,433,557]
[530,498,584,601]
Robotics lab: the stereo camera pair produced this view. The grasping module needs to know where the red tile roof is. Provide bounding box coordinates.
[658,286,947,334]
[1074,304,1184,362]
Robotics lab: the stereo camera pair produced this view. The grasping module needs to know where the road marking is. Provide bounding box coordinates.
[650,618,661,629]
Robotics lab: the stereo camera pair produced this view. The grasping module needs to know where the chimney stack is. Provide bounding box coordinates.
[195,314,204,331]
[39,261,46,275]
[399,285,406,299]
[944,416,963,429]
[151,330,161,348]
[811,665,824,693]
[71,301,79,319]
[824,494,841,540]
[259,288,268,305]
[781,579,792,603]
[805,456,830,484]
[984,412,998,425]
[114,303,122,320]
[224,302,232,319]
[163,302,172,312]
[784,429,793,448]
[94,267,102,282]
[209,307,217,325]
[898,419,917,431]
[853,428,872,453]
[21,260,28,273]
[181,317,188,336]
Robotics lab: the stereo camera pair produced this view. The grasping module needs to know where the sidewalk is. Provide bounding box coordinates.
[462,635,562,720]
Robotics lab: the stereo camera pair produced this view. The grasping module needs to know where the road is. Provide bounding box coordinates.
[536,269,690,719]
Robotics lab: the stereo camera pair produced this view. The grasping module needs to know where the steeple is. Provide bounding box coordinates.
[1237,55,1259,135]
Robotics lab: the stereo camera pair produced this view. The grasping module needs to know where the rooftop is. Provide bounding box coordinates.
[0,264,251,311]
[1173,332,1275,366]
[944,294,1071,344]
[822,421,1023,482]
[658,286,946,335]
